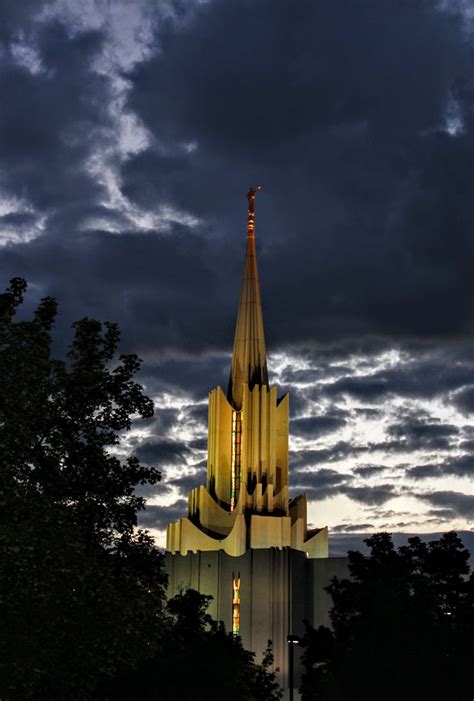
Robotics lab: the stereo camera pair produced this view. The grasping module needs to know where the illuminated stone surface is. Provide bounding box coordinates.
[165,189,347,690]
[166,188,328,557]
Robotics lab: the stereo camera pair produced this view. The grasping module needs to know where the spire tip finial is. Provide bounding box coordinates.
[247,185,261,237]
[247,185,262,209]
[229,186,268,406]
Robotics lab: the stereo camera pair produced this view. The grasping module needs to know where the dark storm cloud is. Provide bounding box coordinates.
[167,468,207,496]
[188,437,207,451]
[417,491,474,519]
[427,508,457,520]
[140,352,231,399]
[290,466,396,505]
[459,438,474,452]
[0,22,110,221]
[138,499,188,530]
[407,454,474,480]
[324,360,473,401]
[386,417,459,452]
[290,441,364,468]
[353,465,388,478]
[280,364,352,386]
[148,408,181,434]
[138,405,207,451]
[0,1,49,42]
[134,480,172,501]
[280,387,313,418]
[0,1,473,538]
[340,484,397,506]
[1,1,473,359]
[136,439,192,467]
[331,524,374,534]
[353,407,384,420]
[291,414,346,439]
[292,467,349,488]
[1,228,240,371]
[291,467,350,500]
[0,16,238,359]
[452,385,474,414]
[125,0,474,348]
[185,404,208,427]
[407,464,444,480]
[290,414,465,469]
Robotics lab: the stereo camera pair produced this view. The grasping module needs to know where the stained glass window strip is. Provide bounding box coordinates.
[230,410,242,510]
[232,573,240,637]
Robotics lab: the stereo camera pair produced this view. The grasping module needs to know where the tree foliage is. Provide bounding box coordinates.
[0,278,166,698]
[300,532,474,701]
[0,279,282,700]
[101,588,282,701]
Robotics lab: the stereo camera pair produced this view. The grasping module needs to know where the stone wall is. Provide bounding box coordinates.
[165,548,348,690]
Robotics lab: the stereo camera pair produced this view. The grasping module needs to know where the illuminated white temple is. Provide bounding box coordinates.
[166,187,328,559]
[165,189,346,693]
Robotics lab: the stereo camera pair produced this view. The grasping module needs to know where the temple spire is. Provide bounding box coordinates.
[228,186,268,408]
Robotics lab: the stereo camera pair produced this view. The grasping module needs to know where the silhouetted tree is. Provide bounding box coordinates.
[101,588,282,700]
[300,532,474,701]
[163,591,282,700]
[0,279,282,700]
[0,278,166,698]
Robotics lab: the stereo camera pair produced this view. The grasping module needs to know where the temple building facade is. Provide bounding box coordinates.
[165,188,347,693]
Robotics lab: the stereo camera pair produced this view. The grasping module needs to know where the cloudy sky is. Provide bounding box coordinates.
[1,0,473,551]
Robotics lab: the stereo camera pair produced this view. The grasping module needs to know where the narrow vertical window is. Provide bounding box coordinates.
[230,410,242,510]
[232,572,240,637]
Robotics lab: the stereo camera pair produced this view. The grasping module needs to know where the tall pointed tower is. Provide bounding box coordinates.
[165,190,346,693]
[166,188,327,558]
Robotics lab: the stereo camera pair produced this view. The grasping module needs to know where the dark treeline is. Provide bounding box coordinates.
[0,279,281,700]
[300,532,474,701]
[1,279,473,700]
